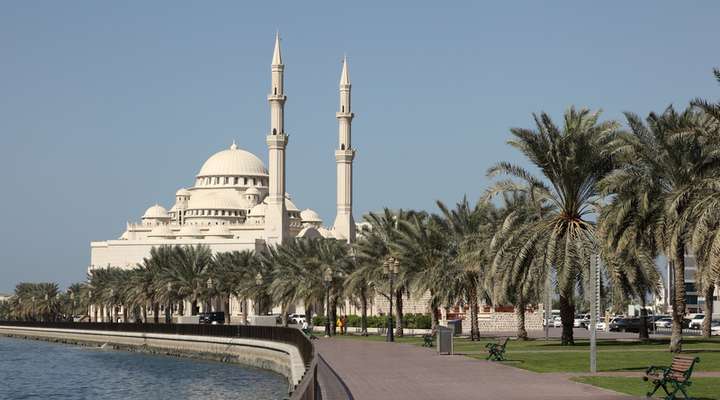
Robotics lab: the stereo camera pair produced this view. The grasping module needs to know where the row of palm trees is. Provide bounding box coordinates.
[3,71,719,352]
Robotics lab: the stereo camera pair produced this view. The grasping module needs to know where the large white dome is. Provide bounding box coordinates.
[197,143,268,177]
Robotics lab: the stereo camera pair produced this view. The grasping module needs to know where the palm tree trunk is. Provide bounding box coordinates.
[639,297,649,340]
[330,296,338,335]
[178,300,185,316]
[191,299,199,316]
[122,306,128,323]
[468,281,480,341]
[281,303,289,327]
[360,286,368,336]
[165,301,172,323]
[702,283,714,338]
[93,305,98,323]
[670,246,686,352]
[516,295,528,340]
[152,302,159,323]
[395,288,404,337]
[559,291,575,345]
[242,298,248,324]
[225,296,231,324]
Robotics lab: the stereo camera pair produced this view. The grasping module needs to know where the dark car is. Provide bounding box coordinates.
[609,318,642,333]
[198,312,225,324]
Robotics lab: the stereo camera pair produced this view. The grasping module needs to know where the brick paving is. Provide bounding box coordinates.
[316,338,635,400]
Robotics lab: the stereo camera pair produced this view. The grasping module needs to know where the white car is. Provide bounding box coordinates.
[573,314,590,328]
[552,316,562,328]
[688,314,705,330]
[711,320,720,336]
[655,317,673,329]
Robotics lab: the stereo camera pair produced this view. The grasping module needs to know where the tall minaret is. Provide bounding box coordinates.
[332,56,356,243]
[264,33,289,245]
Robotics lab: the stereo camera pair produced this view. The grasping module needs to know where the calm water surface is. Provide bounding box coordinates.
[0,336,288,400]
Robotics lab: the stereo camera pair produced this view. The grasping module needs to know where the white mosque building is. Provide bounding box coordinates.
[90,34,357,271]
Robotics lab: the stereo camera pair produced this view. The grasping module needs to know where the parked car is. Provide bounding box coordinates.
[655,317,673,329]
[552,316,562,328]
[688,314,705,330]
[198,312,225,324]
[609,318,642,333]
[288,314,306,325]
[574,314,590,328]
[711,320,720,336]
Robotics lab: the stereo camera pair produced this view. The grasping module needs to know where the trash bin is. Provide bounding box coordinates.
[437,326,454,355]
[447,319,462,336]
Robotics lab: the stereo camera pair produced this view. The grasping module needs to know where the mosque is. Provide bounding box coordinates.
[90,34,357,271]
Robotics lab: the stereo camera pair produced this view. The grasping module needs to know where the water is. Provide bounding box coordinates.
[0,336,288,400]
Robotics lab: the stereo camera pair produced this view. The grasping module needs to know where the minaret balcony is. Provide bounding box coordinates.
[336,112,354,118]
[266,134,289,147]
[267,94,287,102]
[335,149,355,161]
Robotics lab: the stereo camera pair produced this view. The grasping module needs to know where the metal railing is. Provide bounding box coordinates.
[0,320,318,399]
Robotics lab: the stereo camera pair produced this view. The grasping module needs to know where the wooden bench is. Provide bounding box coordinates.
[422,333,434,347]
[643,355,699,399]
[485,337,509,361]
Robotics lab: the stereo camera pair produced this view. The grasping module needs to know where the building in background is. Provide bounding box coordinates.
[666,253,720,315]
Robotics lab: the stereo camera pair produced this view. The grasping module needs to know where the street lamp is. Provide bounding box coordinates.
[31,296,35,321]
[323,267,333,337]
[206,277,214,312]
[383,257,400,342]
[70,291,75,321]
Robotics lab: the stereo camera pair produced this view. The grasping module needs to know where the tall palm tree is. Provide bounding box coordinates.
[359,208,414,337]
[394,212,452,332]
[161,245,212,316]
[436,197,499,341]
[486,193,547,340]
[487,107,619,345]
[601,107,717,351]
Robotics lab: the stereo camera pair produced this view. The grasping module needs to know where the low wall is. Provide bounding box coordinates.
[0,325,305,391]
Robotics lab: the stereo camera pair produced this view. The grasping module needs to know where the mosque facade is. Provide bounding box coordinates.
[90,34,357,271]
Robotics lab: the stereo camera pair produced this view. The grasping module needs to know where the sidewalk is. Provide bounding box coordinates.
[316,338,635,400]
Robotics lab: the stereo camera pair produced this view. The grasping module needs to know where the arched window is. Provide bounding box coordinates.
[342,106,345,112]
[341,144,345,150]
[272,128,277,135]
[274,87,277,95]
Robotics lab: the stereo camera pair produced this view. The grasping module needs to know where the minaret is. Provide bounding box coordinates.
[264,32,289,245]
[332,56,356,243]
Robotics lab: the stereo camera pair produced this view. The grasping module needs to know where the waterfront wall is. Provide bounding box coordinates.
[0,325,305,389]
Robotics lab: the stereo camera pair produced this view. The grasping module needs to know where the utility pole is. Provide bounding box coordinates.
[545,272,551,341]
[589,253,599,373]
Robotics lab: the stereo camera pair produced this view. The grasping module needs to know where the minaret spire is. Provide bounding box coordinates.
[332,55,356,243]
[265,32,289,245]
[272,31,282,65]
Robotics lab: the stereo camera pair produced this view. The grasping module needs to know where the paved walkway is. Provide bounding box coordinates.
[317,338,635,400]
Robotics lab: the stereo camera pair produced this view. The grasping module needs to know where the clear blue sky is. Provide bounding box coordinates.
[1,1,718,292]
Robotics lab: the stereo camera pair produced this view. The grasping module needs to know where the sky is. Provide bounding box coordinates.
[1,1,718,293]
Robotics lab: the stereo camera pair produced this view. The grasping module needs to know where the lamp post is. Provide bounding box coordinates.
[31,296,35,321]
[109,288,115,323]
[255,272,263,317]
[206,277,214,313]
[383,257,400,342]
[323,267,333,337]
[70,291,75,321]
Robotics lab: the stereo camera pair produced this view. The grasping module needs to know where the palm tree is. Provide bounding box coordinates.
[486,193,548,340]
[487,107,619,345]
[394,213,445,332]
[161,245,212,316]
[601,107,717,351]
[357,208,414,337]
[211,250,257,324]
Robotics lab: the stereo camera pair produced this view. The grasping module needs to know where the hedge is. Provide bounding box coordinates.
[311,313,431,329]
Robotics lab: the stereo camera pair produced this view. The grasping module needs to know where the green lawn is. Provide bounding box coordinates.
[337,333,720,373]
[572,376,720,400]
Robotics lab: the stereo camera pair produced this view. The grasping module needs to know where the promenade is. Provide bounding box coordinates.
[317,338,634,400]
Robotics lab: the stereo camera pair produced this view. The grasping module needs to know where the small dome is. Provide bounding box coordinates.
[245,187,261,196]
[176,188,191,197]
[285,194,300,212]
[148,225,174,238]
[142,204,169,219]
[205,225,232,237]
[248,203,267,217]
[177,225,202,238]
[197,143,268,178]
[300,209,322,223]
